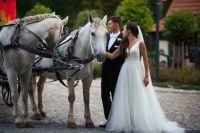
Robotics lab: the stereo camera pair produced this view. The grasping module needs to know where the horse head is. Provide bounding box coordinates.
[88,13,107,62]
[42,13,69,49]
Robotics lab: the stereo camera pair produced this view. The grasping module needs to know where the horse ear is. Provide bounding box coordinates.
[62,16,69,26]
[88,13,94,23]
[102,15,107,24]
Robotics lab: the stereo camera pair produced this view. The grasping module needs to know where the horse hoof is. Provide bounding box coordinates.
[33,113,42,120]
[15,117,25,128]
[68,121,77,128]
[15,122,25,128]
[24,120,34,128]
[85,122,95,128]
[40,111,47,118]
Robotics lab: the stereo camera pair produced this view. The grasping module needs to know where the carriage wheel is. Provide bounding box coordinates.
[2,82,13,107]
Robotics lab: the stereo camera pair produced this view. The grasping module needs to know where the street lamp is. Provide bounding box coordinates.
[155,0,160,82]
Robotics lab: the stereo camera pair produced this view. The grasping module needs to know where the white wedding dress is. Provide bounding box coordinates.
[106,40,185,133]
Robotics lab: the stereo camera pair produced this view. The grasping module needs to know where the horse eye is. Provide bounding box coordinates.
[91,32,95,36]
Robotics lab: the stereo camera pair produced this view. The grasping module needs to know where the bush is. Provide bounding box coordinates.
[184,70,200,85]
[25,3,52,16]
[73,9,103,29]
[93,63,102,79]
[150,67,200,85]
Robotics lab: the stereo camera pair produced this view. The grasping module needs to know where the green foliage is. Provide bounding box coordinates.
[152,81,200,90]
[150,67,200,85]
[16,0,120,29]
[196,12,200,44]
[196,12,200,33]
[73,9,104,29]
[25,3,52,16]
[164,9,196,41]
[82,0,101,10]
[82,0,121,16]
[0,10,9,25]
[115,0,153,35]
[93,63,102,79]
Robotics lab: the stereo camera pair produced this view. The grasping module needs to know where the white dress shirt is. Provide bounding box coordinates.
[108,32,120,50]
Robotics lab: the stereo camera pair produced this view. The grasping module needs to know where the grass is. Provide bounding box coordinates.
[152,81,200,91]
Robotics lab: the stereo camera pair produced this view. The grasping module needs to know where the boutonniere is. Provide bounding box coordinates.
[117,38,122,43]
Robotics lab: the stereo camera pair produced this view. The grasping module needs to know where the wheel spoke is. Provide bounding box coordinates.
[7,89,11,103]
[2,86,8,98]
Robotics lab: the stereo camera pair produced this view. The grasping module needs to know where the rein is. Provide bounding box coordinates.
[53,27,97,87]
[0,23,16,29]
[1,21,57,58]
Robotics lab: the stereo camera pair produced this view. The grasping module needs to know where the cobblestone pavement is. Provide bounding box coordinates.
[0,78,199,132]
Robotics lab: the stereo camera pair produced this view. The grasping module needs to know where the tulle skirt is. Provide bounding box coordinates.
[106,61,185,133]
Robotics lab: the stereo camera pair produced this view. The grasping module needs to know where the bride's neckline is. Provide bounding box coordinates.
[128,39,140,51]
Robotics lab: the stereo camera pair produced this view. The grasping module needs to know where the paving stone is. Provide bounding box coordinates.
[0,78,199,132]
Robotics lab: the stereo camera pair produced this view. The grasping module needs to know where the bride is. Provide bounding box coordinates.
[105,22,185,133]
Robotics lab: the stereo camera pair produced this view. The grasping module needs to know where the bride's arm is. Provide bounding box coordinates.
[139,42,149,86]
[105,47,121,60]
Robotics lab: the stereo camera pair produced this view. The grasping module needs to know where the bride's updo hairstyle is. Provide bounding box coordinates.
[120,22,139,57]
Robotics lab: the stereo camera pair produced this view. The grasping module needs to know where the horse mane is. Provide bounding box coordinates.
[8,13,60,25]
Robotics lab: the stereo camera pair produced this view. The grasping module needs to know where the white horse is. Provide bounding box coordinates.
[0,13,69,128]
[31,14,107,128]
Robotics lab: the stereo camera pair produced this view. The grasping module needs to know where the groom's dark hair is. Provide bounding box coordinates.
[108,16,121,25]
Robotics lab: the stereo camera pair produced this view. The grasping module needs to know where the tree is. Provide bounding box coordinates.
[164,10,195,68]
[16,0,122,29]
[82,0,121,16]
[115,0,153,35]
[17,0,83,28]
[196,12,200,45]
[25,3,52,16]
[73,9,103,29]
[194,12,200,68]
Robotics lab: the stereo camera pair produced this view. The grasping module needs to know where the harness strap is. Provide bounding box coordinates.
[2,43,53,58]
[0,23,16,28]
[55,30,79,49]
[22,26,52,51]
[1,21,54,58]
[55,71,68,87]
[70,55,96,64]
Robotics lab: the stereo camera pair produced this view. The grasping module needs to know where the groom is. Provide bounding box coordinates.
[100,16,125,127]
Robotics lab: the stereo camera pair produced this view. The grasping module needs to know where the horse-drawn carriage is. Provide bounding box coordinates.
[0,13,107,128]
[0,69,14,107]
[0,62,83,107]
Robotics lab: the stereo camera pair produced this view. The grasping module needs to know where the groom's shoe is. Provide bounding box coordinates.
[99,123,106,128]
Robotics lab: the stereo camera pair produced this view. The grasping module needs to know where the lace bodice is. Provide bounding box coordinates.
[125,40,141,62]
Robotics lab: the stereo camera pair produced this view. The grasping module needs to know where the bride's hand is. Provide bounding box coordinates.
[143,76,149,87]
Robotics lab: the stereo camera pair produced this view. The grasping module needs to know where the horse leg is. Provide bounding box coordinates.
[20,71,34,128]
[7,70,24,128]
[28,76,42,120]
[82,74,95,128]
[67,79,76,128]
[37,75,47,117]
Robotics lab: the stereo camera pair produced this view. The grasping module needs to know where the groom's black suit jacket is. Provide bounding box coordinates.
[101,33,125,119]
[101,33,124,78]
